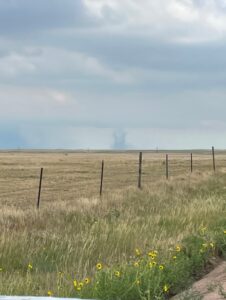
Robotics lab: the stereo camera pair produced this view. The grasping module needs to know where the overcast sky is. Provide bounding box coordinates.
[1,0,226,149]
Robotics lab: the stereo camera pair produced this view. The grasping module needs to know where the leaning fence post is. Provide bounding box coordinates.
[100,160,104,196]
[138,152,143,189]
[191,153,193,173]
[37,168,43,209]
[212,146,216,172]
[166,154,169,180]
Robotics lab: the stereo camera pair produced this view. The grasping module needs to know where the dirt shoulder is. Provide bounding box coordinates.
[172,261,226,299]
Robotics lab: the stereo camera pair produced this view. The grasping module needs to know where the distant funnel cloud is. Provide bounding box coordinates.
[112,130,128,150]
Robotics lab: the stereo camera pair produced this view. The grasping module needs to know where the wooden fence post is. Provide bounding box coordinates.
[166,154,169,180]
[100,160,104,196]
[191,153,193,173]
[212,146,216,172]
[37,168,43,209]
[138,152,143,189]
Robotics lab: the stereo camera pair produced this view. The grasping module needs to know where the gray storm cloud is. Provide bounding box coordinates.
[0,0,226,149]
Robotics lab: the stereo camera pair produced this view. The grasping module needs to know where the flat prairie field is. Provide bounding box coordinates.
[1,150,226,296]
[0,150,225,204]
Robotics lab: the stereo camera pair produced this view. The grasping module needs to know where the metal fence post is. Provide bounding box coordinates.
[37,168,43,209]
[166,154,169,180]
[212,146,216,172]
[138,152,143,189]
[100,160,104,196]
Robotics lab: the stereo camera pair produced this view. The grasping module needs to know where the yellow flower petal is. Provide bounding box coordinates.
[175,246,181,252]
[114,271,121,277]
[134,261,139,267]
[135,248,141,256]
[47,291,53,297]
[163,284,169,292]
[73,280,77,288]
[84,277,91,284]
[96,263,103,270]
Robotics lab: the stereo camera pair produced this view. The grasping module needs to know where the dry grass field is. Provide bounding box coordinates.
[0,150,224,206]
[1,150,226,298]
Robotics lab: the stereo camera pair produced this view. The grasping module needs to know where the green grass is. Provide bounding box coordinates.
[1,150,226,298]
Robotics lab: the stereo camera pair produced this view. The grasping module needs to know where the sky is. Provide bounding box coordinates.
[1,0,226,150]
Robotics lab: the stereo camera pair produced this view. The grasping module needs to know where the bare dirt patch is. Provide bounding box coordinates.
[172,261,226,299]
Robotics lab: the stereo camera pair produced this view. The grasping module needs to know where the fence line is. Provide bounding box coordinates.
[0,148,221,208]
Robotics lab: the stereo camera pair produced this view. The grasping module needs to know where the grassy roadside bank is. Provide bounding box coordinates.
[1,171,226,299]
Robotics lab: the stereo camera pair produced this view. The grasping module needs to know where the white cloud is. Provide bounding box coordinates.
[0,86,76,119]
[49,91,69,104]
[0,47,134,83]
[0,52,36,77]
[83,0,226,42]
[167,0,200,22]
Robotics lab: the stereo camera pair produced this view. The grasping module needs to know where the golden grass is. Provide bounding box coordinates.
[0,150,223,205]
[1,150,226,296]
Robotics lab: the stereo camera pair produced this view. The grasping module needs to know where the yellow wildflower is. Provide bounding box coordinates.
[163,284,169,293]
[47,291,53,297]
[148,251,158,257]
[202,243,208,248]
[78,282,84,288]
[173,256,177,260]
[73,279,77,288]
[0,267,3,272]
[84,277,91,284]
[210,242,215,248]
[77,287,81,291]
[134,261,139,267]
[175,245,181,252]
[96,263,103,270]
[135,248,141,256]
[114,271,121,277]
[200,226,207,234]
[224,230,226,234]
[148,250,158,258]
[159,265,164,270]
[136,280,140,285]
[149,261,157,268]
[28,263,33,270]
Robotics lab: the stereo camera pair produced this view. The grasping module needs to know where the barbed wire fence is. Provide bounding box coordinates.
[0,147,222,209]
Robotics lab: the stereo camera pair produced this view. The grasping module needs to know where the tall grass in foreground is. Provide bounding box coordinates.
[1,171,226,298]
